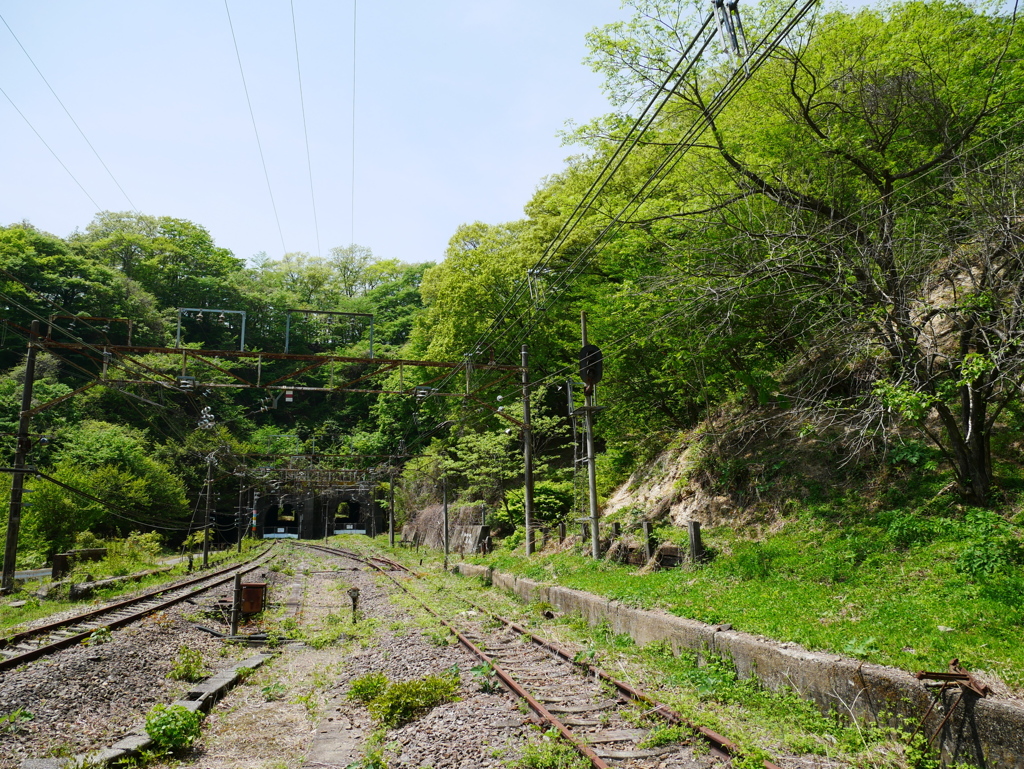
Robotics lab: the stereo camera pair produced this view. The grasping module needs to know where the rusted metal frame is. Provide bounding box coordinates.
[335,360,402,390]
[0,549,272,672]
[263,358,332,387]
[25,379,103,417]
[40,342,523,370]
[464,394,527,430]
[908,683,948,743]
[185,351,258,386]
[102,379,471,398]
[38,339,109,371]
[404,368,457,391]
[469,369,517,397]
[113,354,178,385]
[915,659,990,698]
[929,689,965,746]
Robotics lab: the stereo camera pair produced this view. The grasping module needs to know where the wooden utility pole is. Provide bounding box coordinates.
[521,345,535,555]
[2,321,40,593]
[581,313,600,559]
[388,466,396,547]
[442,472,450,571]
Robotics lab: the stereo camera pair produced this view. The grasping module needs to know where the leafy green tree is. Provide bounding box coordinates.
[580,0,1024,503]
[21,420,189,555]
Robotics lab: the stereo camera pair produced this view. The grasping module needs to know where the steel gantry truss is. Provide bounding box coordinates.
[34,341,524,406]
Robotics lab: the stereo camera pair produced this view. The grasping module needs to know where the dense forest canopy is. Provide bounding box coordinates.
[3,0,1023,565]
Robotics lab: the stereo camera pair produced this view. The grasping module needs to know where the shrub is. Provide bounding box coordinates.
[169,645,208,682]
[348,672,389,703]
[956,509,1024,579]
[144,704,202,751]
[353,671,460,728]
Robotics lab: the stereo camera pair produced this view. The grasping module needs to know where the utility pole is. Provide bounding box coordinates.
[2,321,40,593]
[521,345,534,555]
[388,465,396,548]
[203,455,212,567]
[442,472,449,571]
[581,312,601,559]
[251,491,260,539]
[237,476,245,553]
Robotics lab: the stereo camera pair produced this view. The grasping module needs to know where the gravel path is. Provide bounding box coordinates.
[0,566,271,769]
[149,548,537,769]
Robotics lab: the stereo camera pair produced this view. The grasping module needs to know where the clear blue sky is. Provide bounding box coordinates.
[1,1,630,265]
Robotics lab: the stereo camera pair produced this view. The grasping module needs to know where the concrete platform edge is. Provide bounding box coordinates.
[456,563,1024,768]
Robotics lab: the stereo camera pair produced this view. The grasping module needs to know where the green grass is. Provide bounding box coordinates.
[474,510,1024,691]
[0,543,267,636]
[346,538,913,767]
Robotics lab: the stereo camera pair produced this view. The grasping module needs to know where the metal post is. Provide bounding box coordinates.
[442,473,449,571]
[237,477,244,553]
[559,522,566,543]
[582,312,600,559]
[521,345,534,555]
[230,572,242,636]
[388,468,395,548]
[251,491,260,539]
[2,321,39,593]
[203,457,212,568]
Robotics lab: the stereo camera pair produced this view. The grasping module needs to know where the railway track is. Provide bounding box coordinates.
[301,542,779,769]
[0,547,273,674]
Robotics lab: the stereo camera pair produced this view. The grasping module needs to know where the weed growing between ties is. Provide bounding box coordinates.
[0,707,33,735]
[347,669,461,728]
[509,728,589,769]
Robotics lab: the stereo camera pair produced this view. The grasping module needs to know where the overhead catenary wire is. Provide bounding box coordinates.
[428,0,815,405]
[291,0,321,257]
[0,12,138,213]
[0,85,101,211]
[489,0,819,363]
[350,0,358,247]
[224,0,287,255]
[413,26,1024,452]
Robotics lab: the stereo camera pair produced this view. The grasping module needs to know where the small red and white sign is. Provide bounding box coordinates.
[285,389,293,403]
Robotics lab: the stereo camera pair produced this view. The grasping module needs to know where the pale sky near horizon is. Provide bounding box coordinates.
[1,1,633,267]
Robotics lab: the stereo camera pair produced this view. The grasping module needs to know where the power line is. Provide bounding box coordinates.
[224,0,288,255]
[0,85,101,210]
[291,0,321,257]
[350,0,358,247]
[0,12,138,213]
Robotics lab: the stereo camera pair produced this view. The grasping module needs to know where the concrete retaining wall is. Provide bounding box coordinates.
[458,564,1024,768]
